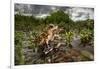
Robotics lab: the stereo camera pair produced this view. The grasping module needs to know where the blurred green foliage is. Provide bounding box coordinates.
[80,29,93,46]
[65,31,74,47]
[15,31,25,65]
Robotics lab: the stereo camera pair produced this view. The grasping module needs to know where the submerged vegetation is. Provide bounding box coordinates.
[15,10,94,65]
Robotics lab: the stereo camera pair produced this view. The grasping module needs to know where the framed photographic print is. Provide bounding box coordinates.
[11,0,94,69]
